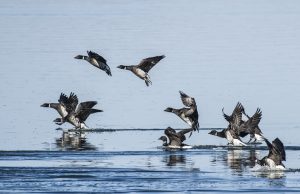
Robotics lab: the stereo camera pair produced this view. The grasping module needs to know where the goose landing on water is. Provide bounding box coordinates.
[53,93,103,129]
[222,102,265,143]
[75,51,112,76]
[41,92,70,120]
[256,138,286,170]
[158,127,193,149]
[209,102,247,146]
[242,109,264,143]
[41,92,102,129]
[208,126,247,146]
[211,102,266,146]
[117,55,165,86]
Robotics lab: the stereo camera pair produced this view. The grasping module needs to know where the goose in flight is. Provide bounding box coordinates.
[164,91,199,134]
[75,51,112,76]
[117,55,165,86]
[53,93,103,129]
[41,92,77,123]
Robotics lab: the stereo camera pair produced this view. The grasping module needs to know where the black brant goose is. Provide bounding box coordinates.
[209,125,247,146]
[158,127,193,148]
[74,51,112,76]
[117,55,165,86]
[221,102,249,137]
[164,91,199,134]
[242,108,264,143]
[41,92,75,124]
[256,137,286,170]
[222,102,264,143]
[209,102,247,146]
[53,93,103,129]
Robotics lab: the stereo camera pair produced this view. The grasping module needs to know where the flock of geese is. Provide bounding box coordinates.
[41,51,286,170]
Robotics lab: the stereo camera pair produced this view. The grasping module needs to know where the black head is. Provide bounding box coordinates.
[164,107,173,112]
[117,65,126,69]
[40,103,49,107]
[208,130,217,136]
[53,118,63,123]
[158,136,168,142]
[74,55,85,59]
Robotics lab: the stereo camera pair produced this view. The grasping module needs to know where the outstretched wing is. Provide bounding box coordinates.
[178,128,194,136]
[76,108,103,122]
[234,103,244,125]
[67,92,79,113]
[137,55,165,73]
[222,102,244,125]
[87,50,107,64]
[164,127,185,145]
[249,108,262,127]
[222,107,232,122]
[272,138,286,161]
[58,92,78,114]
[240,108,262,133]
[178,128,194,139]
[179,91,196,107]
[75,101,97,113]
[265,137,286,165]
[58,93,69,105]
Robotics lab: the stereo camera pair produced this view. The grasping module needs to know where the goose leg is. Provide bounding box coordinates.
[247,137,253,143]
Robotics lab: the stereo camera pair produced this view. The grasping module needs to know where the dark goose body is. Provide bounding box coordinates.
[159,127,193,148]
[242,108,264,143]
[53,93,103,129]
[256,138,286,170]
[75,51,112,76]
[164,91,199,133]
[209,102,248,146]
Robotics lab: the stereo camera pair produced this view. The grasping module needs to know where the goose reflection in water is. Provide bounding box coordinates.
[253,170,285,179]
[212,149,286,179]
[162,154,186,166]
[56,131,96,151]
[212,149,257,175]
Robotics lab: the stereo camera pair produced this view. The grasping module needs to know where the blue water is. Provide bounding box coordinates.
[1,0,300,193]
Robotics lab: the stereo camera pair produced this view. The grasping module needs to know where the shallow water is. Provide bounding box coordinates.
[1,0,300,193]
[1,128,300,193]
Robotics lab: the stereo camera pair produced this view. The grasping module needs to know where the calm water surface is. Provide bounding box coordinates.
[0,0,300,193]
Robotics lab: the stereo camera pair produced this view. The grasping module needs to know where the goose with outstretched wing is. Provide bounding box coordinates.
[41,92,78,123]
[75,50,112,76]
[240,108,264,143]
[256,138,286,170]
[117,55,165,86]
[159,127,193,148]
[52,93,102,129]
[164,91,199,134]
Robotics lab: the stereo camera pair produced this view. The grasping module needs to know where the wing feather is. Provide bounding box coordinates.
[76,108,103,122]
[179,91,196,107]
[137,55,165,73]
[75,101,97,113]
[87,50,107,64]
